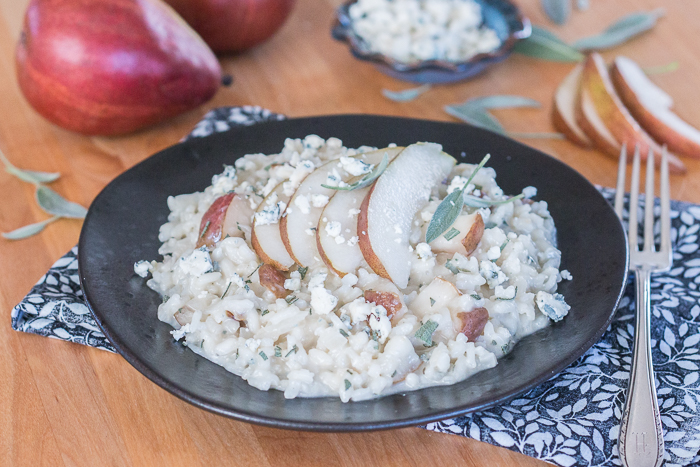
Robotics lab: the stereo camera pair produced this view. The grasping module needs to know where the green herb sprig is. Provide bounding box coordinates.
[321,153,389,191]
[425,154,490,244]
[1,149,87,240]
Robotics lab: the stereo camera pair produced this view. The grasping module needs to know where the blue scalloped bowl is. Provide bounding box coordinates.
[332,0,531,84]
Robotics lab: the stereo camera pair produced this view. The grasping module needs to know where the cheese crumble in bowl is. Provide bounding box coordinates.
[332,0,531,83]
[136,136,572,402]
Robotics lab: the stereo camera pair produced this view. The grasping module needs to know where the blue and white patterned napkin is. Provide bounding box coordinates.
[11,107,700,467]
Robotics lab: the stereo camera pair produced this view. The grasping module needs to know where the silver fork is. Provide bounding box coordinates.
[614,144,671,467]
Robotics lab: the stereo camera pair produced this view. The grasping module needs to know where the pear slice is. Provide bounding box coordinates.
[317,185,371,277]
[358,143,456,289]
[428,212,484,256]
[577,53,686,173]
[612,56,700,159]
[410,277,460,319]
[250,182,295,271]
[282,147,404,267]
[196,192,253,248]
[552,64,592,148]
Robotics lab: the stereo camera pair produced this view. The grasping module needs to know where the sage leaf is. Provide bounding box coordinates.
[322,152,389,191]
[445,96,541,135]
[2,216,60,240]
[382,84,431,102]
[425,189,465,244]
[36,185,88,218]
[643,61,679,75]
[414,320,439,347]
[445,104,504,134]
[541,0,571,25]
[425,154,490,243]
[513,26,584,62]
[463,193,525,208]
[462,95,541,111]
[572,9,664,51]
[0,150,59,184]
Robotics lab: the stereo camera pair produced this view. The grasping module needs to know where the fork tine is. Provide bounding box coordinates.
[628,145,641,251]
[614,143,627,219]
[660,145,672,260]
[644,147,655,252]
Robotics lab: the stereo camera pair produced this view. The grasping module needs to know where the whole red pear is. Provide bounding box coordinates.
[16,0,222,136]
[163,0,295,53]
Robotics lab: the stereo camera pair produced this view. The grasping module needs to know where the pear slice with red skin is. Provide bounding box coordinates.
[577,53,686,173]
[196,192,253,248]
[283,147,404,268]
[358,143,456,289]
[552,64,592,148]
[611,56,700,159]
[250,182,295,271]
[428,212,484,256]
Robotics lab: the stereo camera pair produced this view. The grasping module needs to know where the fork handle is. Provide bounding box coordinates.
[619,269,664,467]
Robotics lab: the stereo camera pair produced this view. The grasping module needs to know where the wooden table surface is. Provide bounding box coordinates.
[2,0,700,465]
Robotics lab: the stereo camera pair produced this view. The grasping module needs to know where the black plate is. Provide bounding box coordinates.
[79,115,628,431]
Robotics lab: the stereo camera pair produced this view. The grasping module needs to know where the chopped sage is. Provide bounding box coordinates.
[443,227,461,241]
[414,320,439,347]
[344,379,351,390]
[285,295,298,305]
[429,297,436,307]
[297,266,309,280]
[274,346,282,357]
[339,328,349,338]
[259,351,268,361]
[261,309,269,316]
[285,344,299,357]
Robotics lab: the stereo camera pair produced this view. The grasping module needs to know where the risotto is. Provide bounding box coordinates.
[135,136,571,402]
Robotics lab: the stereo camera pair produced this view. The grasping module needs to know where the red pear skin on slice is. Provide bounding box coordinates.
[578,53,686,173]
[552,64,592,148]
[197,192,252,249]
[611,56,700,160]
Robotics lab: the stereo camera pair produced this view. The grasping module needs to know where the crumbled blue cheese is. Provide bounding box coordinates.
[368,308,391,342]
[134,260,151,278]
[348,208,361,218]
[210,165,237,194]
[311,194,329,208]
[284,271,302,291]
[308,272,338,315]
[178,248,213,277]
[339,156,373,176]
[522,186,537,199]
[415,242,433,260]
[536,292,570,322]
[325,221,342,238]
[347,236,359,246]
[284,160,315,196]
[479,260,506,288]
[486,246,501,261]
[349,0,501,64]
[446,175,469,194]
[255,200,286,225]
[325,168,349,189]
[303,134,325,150]
[560,269,573,280]
[294,195,311,214]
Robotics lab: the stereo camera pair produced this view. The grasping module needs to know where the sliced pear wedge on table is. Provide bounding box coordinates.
[358,143,456,289]
[576,53,686,173]
[317,147,405,277]
[283,147,404,268]
[611,56,700,160]
[552,63,592,148]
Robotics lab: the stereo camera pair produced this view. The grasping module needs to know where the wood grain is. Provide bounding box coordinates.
[1,0,699,465]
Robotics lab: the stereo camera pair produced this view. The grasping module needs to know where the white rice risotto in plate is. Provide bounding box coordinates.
[136,135,571,402]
